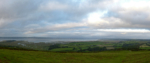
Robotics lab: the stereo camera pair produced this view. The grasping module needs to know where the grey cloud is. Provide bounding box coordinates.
[0,0,149,39]
[0,0,112,32]
[102,6,150,28]
[30,31,150,39]
[0,0,41,19]
[0,0,43,28]
[38,0,115,22]
[24,22,87,34]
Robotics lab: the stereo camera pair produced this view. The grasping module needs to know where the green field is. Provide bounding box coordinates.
[0,49,150,63]
[1,40,150,63]
[1,40,150,52]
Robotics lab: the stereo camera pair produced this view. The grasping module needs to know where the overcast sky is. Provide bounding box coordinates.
[0,0,150,39]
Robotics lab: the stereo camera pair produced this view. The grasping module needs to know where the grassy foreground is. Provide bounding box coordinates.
[0,49,150,63]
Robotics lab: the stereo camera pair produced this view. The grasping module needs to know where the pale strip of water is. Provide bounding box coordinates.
[0,37,98,43]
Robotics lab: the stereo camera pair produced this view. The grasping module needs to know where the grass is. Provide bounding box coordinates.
[140,47,150,50]
[0,49,150,63]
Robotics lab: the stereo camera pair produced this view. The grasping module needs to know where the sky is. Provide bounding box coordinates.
[0,0,150,39]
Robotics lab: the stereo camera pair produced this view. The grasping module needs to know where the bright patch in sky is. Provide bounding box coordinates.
[87,11,108,26]
[121,1,150,9]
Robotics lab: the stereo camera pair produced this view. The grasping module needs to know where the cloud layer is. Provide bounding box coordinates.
[0,0,150,39]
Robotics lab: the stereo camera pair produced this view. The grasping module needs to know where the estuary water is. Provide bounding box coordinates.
[0,37,98,43]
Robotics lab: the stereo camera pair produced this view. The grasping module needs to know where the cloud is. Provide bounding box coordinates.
[97,29,150,33]
[39,1,68,11]
[0,0,43,28]
[102,0,150,28]
[84,0,150,29]
[0,0,150,39]
[25,22,87,34]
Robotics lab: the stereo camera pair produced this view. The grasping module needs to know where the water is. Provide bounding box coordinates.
[0,37,98,43]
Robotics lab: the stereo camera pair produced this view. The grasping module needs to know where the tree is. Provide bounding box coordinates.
[87,46,107,52]
[122,43,140,51]
[48,44,61,50]
[73,47,76,50]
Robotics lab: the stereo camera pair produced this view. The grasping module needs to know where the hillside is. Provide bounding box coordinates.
[0,49,150,63]
[1,40,150,52]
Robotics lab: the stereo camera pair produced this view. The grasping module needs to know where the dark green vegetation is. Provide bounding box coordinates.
[0,40,150,63]
[47,40,150,52]
[0,49,150,63]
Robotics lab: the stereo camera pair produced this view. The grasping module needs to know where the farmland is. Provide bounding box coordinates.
[0,40,150,62]
[1,40,150,52]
